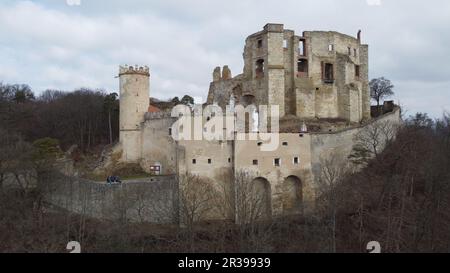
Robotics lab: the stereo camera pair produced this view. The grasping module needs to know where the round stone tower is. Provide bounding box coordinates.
[119,65,150,162]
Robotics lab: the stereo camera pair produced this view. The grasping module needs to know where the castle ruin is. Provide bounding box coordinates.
[113,24,401,221]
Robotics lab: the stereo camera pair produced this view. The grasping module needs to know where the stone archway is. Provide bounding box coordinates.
[282,176,303,214]
[251,177,272,219]
[240,94,255,107]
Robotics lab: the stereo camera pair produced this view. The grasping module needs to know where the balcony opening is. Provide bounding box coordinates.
[297,59,308,78]
[299,39,306,56]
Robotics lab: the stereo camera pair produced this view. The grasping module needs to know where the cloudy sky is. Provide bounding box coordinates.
[0,0,449,117]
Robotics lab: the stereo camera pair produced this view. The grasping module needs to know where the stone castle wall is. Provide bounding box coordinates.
[42,174,179,224]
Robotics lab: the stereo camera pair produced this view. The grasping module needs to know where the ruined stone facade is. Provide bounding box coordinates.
[207,24,371,123]
[116,24,401,223]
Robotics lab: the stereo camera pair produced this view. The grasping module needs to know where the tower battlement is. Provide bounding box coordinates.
[119,64,150,76]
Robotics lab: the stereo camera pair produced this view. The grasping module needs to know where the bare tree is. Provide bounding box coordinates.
[317,153,349,252]
[370,77,394,113]
[349,120,399,166]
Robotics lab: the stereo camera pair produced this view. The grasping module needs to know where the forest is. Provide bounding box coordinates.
[1,82,450,253]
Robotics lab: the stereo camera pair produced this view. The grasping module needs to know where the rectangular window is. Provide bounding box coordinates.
[192,159,196,164]
[283,39,288,48]
[253,159,258,165]
[274,158,281,167]
[299,39,306,56]
[328,44,334,51]
[354,48,357,57]
[208,159,212,164]
[168,128,172,136]
[323,63,334,83]
[355,65,360,79]
[348,47,351,55]
[228,157,231,163]
[282,142,288,146]
[293,157,299,165]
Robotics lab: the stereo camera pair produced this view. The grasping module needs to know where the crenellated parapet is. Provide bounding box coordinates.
[144,111,174,120]
[119,64,150,76]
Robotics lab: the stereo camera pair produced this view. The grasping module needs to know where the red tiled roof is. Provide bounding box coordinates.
[148,105,161,113]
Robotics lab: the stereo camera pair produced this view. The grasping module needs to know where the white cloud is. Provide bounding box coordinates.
[0,0,449,117]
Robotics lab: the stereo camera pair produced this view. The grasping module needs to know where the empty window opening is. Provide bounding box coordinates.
[192,159,196,164]
[283,39,288,48]
[168,128,172,136]
[355,65,360,79]
[228,158,231,163]
[297,59,308,78]
[257,142,263,146]
[282,142,288,146]
[257,39,263,48]
[255,59,265,78]
[253,159,258,165]
[274,158,281,167]
[323,63,334,83]
[348,47,351,55]
[293,157,299,165]
[354,48,357,57]
[208,158,212,164]
[328,44,334,51]
[299,39,306,56]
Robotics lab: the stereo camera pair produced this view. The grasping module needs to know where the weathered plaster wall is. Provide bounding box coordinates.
[141,113,177,174]
[234,133,315,215]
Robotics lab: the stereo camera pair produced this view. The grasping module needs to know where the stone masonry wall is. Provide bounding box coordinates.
[42,174,179,224]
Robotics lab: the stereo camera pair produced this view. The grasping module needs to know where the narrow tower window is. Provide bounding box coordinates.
[355,65,360,79]
[257,39,263,48]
